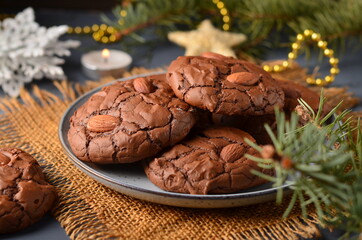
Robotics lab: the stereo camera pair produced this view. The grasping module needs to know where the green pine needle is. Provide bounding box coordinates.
[248,90,361,236]
[104,0,362,58]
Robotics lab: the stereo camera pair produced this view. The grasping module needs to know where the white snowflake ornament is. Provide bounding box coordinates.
[0,8,80,97]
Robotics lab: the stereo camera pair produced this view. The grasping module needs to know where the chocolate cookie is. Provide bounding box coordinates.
[145,127,273,194]
[277,79,331,115]
[68,74,197,164]
[167,56,284,115]
[0,148,56,234]
[211,114,277,145]
[209,80,331,144]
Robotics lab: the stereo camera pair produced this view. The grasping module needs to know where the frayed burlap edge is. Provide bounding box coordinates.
[223,215,320,240]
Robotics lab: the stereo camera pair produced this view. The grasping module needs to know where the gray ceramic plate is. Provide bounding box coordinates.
[59,72,291,208]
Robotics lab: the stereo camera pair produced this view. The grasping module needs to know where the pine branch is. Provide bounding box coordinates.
[247,92,362,237]
[102,0,201,42]
[103,0,362,58]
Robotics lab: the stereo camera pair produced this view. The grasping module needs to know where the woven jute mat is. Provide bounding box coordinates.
[0,66,360,240]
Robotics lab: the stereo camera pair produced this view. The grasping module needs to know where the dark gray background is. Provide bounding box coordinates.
[1,8,361,240]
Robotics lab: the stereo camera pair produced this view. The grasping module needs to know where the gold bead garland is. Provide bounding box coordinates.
[212,0,230,31]
[68,24,119,44]
[262,29,339,86]
[67,8,130,43]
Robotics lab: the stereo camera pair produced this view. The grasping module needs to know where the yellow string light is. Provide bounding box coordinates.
[262,29,340,86]
[212,0,230,31]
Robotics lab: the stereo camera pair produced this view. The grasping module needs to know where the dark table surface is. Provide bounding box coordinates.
[1,8,361,240]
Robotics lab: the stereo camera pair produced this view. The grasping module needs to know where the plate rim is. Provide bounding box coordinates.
[58,72,291,203]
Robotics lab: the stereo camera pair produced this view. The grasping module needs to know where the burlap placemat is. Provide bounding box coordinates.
[0,66,359,240]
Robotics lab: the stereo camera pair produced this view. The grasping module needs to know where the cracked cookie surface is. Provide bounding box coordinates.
[210,79,331,144]
[0,148,56,234]
[167,56,285,116]
[145,127,273,194]
[68,74,197,164]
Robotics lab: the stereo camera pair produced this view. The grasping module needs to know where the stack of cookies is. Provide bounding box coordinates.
[68,52,326,195]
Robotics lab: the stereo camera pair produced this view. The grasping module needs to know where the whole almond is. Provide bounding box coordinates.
[220,144,246,162]
[0,152,10,164]
[87,115,119,132]
[226,72,260,86]
[201,52,231,60]
[133,77,155,93]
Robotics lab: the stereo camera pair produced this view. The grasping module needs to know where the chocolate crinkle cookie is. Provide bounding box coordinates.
[208,78,332,144]
[68,74,197,164]
[0,148,56,234]
[145,127,274,194]
[276,78,331,115]
[167,55,285,116]
[211,114,277,145]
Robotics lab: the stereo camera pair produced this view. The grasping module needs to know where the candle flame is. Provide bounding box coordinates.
[102,49,110,60]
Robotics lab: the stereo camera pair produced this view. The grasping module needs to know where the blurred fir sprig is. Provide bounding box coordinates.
[103,0,362,57]
[245,92,362,238]
[102,0,202,43]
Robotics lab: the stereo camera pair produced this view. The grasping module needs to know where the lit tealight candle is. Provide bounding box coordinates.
[102,48,110,63]
[81,49,132,79]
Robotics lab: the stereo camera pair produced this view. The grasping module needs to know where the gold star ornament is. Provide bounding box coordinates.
[168,19,247,58]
